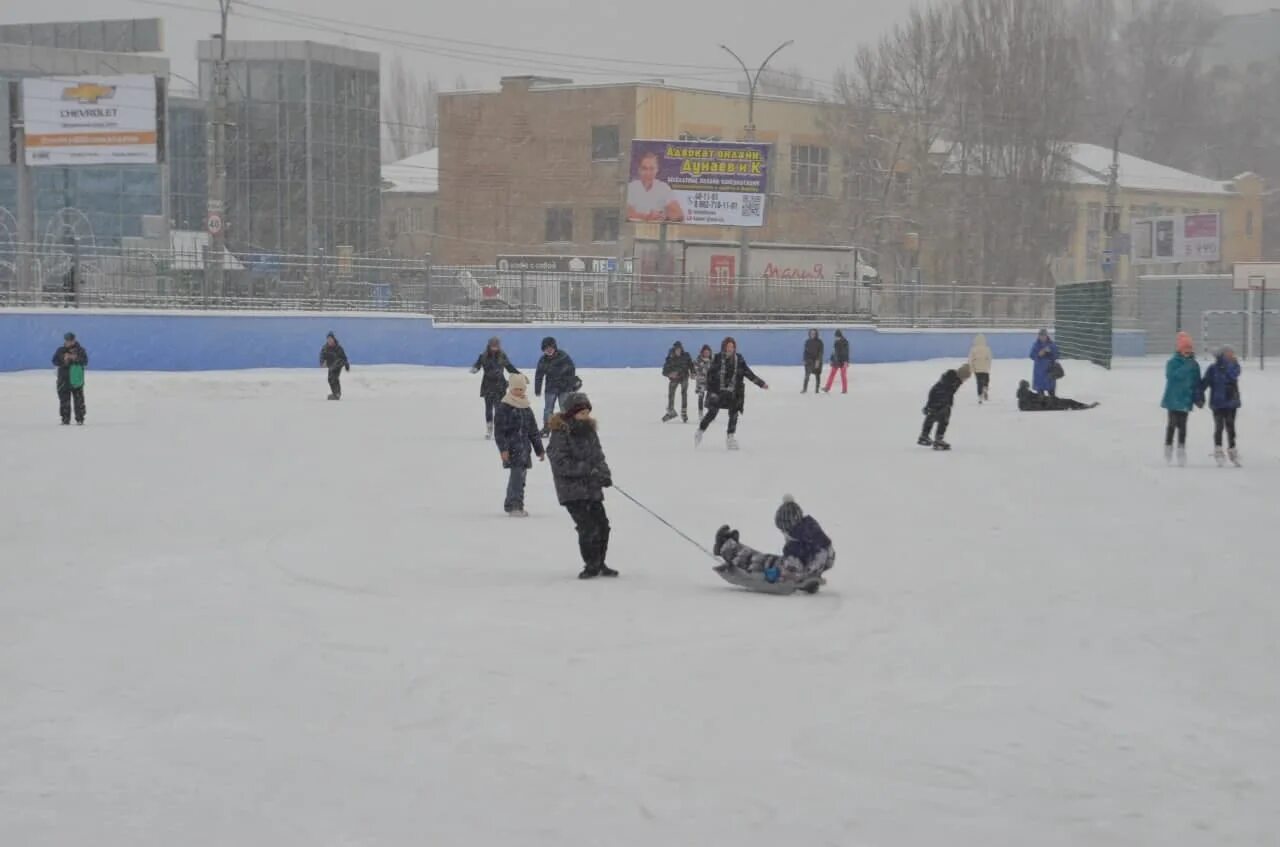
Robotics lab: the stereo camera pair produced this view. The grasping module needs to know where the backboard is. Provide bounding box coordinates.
[1233,261,1280,291]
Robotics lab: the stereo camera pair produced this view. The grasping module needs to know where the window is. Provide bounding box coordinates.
[592,208,620,243]
[412,208,425,232]
[1247,210,1255,237]
[591,125,620,161]
[1087,202,1102,231]
[790,145,829,196]
[545,208,574,242]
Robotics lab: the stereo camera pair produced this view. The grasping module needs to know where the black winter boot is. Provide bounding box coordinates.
[597,563,619,577]
[578,565,600,579]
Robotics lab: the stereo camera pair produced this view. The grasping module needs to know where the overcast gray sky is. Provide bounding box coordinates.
[4,0,1276,94]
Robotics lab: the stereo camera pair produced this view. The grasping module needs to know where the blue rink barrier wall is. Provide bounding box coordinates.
[0,310,1147,372]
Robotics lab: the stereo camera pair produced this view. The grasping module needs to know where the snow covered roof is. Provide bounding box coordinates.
[382,149,438,195]
[1062,143,1232,196]
[930,139,1236,196]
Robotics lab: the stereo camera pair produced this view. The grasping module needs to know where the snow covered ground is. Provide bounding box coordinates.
[2,359,1278,846]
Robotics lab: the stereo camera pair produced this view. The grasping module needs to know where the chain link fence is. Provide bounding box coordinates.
[0,240,1069,328]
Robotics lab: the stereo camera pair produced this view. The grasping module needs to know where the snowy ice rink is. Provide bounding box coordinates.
[3,359,1278,845]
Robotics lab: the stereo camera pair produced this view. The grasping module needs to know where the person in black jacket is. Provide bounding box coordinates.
[319,332,350,400]
[52,332,89,425]
[471,336,520,439]
[824,329,850,394]
[493,374,545,516]
[802,329,824,394]
[546,392,617,579]
[662,340,694,422]
[919,364,970,450]
[534,336,579,436]
[696,337,769,450]
[1016,380,1097,411]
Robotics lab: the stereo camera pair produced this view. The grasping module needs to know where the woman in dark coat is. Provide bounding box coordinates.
[493,374,545,516]
[802,329,824,394]
[695,336,769,451]
[546,392,617,579]
[471,336,520,439]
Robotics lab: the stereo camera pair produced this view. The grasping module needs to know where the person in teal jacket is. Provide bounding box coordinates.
[1161,332,1203,466]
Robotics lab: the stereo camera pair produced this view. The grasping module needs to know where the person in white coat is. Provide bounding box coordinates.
[968,334,993,403]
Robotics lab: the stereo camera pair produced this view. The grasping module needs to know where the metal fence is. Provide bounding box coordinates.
[0,241,1067,327]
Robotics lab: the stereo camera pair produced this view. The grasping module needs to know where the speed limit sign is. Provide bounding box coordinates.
[207,213,223,235]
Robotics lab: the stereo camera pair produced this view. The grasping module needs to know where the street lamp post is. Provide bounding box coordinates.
[719,40,793,305]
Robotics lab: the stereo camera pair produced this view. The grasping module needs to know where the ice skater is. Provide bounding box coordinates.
[713,495,834,593]
[969,333,992,403]
[319,332,350,400]
[1030,328,1060,397]
[1161,332,1203,466]
[802,329,824,394]
[546,392,617,579]
[919,364,970,451]
[662,340,693,422]
[823,329,850,394]
[1017,380,1096,411]
[493,374,545,516]
[1201,345,1242,467]
[693,344,713,414]
[534,336,579,437]
[52,331,88,426]
[472,336,520,439]
[695,337,769,451]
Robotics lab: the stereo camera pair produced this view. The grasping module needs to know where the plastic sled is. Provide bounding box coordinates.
[713,561,824,595]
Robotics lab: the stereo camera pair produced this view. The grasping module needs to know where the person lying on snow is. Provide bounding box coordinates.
[1016,380,1098,411]
[713,495,834,588]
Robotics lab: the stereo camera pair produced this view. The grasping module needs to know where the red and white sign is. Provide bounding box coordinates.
[206,213,223,235]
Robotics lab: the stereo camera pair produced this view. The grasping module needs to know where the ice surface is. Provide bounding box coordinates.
[2,359,1278,846]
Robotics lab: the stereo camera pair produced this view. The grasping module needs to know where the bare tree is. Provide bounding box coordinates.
[382,55,465,162]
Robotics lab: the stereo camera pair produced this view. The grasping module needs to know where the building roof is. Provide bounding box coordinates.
[442,76,824,106]
[382,149,438,195]
[931,139,1236,196]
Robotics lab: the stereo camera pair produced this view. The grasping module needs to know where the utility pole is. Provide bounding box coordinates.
[206,0,232,300]
[1104,106,1135,283]
[720,40,792,306]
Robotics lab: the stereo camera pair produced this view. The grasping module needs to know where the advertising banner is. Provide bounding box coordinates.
[1131,212,1221,264]
[627,139,769,228]
[22,74,159,166]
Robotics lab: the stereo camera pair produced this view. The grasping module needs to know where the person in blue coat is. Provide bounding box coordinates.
[1200,345,1242,466]
[1029,328,1060,396]
[1161,332,1203,466]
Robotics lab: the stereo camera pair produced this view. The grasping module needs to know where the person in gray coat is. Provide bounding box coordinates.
[546,392,616,579]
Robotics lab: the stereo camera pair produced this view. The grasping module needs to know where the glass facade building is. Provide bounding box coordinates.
[167,95,208,233]
[198,41,381,256]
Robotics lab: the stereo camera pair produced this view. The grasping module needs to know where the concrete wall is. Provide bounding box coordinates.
[0,310,1145,372]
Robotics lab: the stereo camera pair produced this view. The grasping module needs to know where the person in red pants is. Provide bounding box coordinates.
[823,329,850,394]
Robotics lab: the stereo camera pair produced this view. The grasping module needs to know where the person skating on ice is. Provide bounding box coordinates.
[713,495,834,590]
[1161,332,1203,466]
[52,332,88,426]
[471,336,520,439]
[919,364,970,450]
[823,329,850,394]
[969,334,993,403]
[1029,328,1060,397]
[546,392,617,579]
[802,329,824,394]
[693,344,713,414]
[493,374,545,516]
[1201,345,1242,467]
[1017,380,1097,411]
[319,332,350,400]
[534,336,579,437]
[695,336,769,451]
[662,340,694,422]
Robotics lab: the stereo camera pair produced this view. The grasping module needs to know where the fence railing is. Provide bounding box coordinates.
[0,241,1070,327]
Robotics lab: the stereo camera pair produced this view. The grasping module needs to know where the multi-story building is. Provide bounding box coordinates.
[381,148,438,261]
[197,40,381,256]
[437,76,851,267]
[167,93,208,233]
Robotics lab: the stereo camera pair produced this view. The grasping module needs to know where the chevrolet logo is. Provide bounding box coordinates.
[61,83,117,104]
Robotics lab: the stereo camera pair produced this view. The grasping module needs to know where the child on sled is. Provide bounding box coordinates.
[713,495,834,592]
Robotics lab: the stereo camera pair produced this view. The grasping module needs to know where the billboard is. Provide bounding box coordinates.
[1131,212,1221,264]
[22,74,159,166]
[627,139,769,228]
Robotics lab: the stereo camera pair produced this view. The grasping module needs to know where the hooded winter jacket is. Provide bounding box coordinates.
[546,413,612,505]
[1161,353,1203,412]
[969,335,993,374]
[1201,355,1241,410]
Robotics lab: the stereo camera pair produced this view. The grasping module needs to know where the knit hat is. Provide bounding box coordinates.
[488,336,501,347]
[956,363,972,380]
[502,373,532,408]
[541,336,557,352]
[1176,332,1194,354]
[835,329,844,338]
[508,373,529,391]
[63,332,76,341]
[775,495,804,533]
[672,340,684,351]
[562,391,592,417]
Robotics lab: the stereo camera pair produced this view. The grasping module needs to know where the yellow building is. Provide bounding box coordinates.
[1055,144,1264,283]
